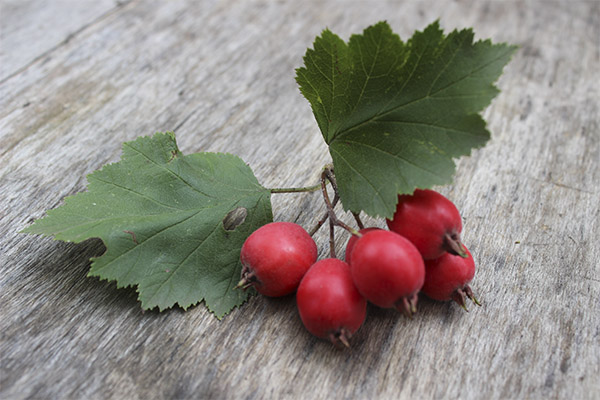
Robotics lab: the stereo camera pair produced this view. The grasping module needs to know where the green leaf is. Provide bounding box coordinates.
[296,21,517,218]
[23,132,272,318]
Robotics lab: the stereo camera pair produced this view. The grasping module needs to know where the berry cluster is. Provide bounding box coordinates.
[238,174,480,347]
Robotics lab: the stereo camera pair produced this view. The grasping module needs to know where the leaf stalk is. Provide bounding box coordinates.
[269,183,323,194]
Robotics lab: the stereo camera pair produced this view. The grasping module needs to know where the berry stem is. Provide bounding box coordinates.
[329,218,336,258]
[309,193,339,236]
[352,212,365,230]
[320,168,361,237]
[321,167,338,257]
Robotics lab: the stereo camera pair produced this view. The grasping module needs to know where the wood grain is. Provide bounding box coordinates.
[1,1,598,399]
[0,0,122,82]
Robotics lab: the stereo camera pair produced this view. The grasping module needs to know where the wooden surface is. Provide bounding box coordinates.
[1,1,599,399]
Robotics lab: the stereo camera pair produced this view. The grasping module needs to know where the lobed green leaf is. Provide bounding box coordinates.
[297,21,517,218]
[23,132,273,317]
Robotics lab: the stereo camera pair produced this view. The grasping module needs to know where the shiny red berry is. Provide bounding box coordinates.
[386,189,466,259]
[422,246,481,311]
[297,258,366,347]
[237,222,317,297]
[350,230,425,317]
[344,227,380,265]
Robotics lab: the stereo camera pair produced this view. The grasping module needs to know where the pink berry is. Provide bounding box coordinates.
[344,227,380,265]
[297,258,366,347]
[386,189,466,260]
[238,222,317,297]
[350,230,425,317]
[421,246,481,311]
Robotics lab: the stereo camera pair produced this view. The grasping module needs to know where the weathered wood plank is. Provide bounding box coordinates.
[1,1,598,399]
[0,0,124,82]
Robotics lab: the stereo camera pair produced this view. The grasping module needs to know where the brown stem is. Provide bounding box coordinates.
[320,168,360,237]
[352,212,365,230]
[321,169,337,257]
[329,218,336,258]
[309,193,339,236]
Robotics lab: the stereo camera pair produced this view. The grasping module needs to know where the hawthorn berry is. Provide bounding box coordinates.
[344,227,380,265]
[296,258,366,347]
[237,222,317,297]
[421,245,481,311]
[386,189,466,260]
[350,230,425,317]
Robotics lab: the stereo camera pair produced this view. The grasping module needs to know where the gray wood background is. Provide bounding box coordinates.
[1,0,598,399]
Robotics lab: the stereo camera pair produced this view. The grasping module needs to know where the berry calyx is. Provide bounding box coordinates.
[344,227,380,265]
[296,258,367,347]
[238,222,317,297]
[349,230,425,317]
[421,246,481,311]
[386,189,467,259]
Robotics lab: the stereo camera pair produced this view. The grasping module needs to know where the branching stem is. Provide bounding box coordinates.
[309,193,339,236]
[319,167,361,259]
[279,167,361,257]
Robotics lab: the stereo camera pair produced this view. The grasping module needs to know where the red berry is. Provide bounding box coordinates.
[238,222,317,297]
[344,227,380,265]
[350,230,425,317]
[421,246,481,311]
[297,258,366,347]
[386,189,466,260]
